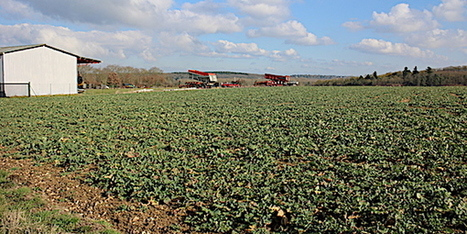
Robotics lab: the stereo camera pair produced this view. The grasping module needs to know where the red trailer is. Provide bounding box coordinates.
[188,70,218,83]
[178,70,219,88]
[264,73,290,84]
[255,73,298,86]
[221,80,241,87]
[254,80,278,86]
[254,74,289,86]
[179,81,206,88]
[177,70,218,88]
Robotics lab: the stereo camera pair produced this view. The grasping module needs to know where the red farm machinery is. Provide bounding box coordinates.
[221,80,241,87]
[179,70,219,88]
[254,73,299,86]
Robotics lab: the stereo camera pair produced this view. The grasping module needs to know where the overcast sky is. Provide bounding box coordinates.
[0,0,466,75]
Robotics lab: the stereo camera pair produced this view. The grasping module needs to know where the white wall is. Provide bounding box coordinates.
[0,55,4,97]
[0,55,3,82]
[3,46,77,96]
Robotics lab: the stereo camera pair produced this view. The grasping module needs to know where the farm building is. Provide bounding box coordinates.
[0,44,100,97]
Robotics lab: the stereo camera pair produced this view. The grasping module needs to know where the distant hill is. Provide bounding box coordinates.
[169,71,354,86]
[314,65,467,86]
[291,74,351,80]
[170,72,349,80]
[169,71,263,80]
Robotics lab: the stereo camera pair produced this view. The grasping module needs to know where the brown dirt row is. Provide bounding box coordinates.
[1,157,190,233]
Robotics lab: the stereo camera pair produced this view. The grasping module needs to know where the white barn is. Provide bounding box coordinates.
[0,44,100,97]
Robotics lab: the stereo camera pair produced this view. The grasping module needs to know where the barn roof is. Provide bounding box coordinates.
[0,44,101,64]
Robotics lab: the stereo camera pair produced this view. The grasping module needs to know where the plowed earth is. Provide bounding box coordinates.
[1,157,191,234]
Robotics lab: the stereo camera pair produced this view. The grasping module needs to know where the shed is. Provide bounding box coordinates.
[0,44,100,97]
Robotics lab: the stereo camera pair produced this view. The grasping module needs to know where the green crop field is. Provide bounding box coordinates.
[1,86,466,233]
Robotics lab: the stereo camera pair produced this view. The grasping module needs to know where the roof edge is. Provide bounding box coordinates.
[0,44,101,64]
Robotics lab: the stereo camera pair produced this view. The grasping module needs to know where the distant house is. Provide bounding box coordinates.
[0,44,100,97]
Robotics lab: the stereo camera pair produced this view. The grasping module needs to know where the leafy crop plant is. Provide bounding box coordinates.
[0,86,465,233]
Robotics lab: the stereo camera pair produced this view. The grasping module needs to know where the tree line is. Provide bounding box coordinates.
[314,66,467,86]
[78,65,176,88]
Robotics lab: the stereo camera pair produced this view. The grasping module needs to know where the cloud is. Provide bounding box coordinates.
[13,0,172,27]
[0,23,152,59]
[181,0,224,15]
[248,20,306,38]
[0,22,302,65]
[331,59,374,67]
[370,3,439,33]
[308,59,376,74]
[350,38,446,59]
[248,20,334,46]
[287,34,334,46]
[0,0,44,20]
[212,40,299,60]
[228,0,290,25]
[269,48,300,61]
[342,21,364,31]
[345,1,466,59]
[158,32,211,55]
[346,1,465,34]
[213,40,268,56]
[433,0,466,22]
[7,0,242,35]
[406,29,467,48]
[164,9,241,34]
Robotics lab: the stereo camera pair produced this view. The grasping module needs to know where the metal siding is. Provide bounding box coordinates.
[3,46,77,96]
[0,55,3,83]
[0,55,4,97]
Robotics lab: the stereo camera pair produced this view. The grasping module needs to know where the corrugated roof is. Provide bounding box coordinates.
[0,44,43,54]
[0,44,101,64]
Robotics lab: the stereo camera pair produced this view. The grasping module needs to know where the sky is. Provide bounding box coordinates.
[0,0,466,76]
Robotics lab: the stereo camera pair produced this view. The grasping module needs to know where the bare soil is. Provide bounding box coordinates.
[1,157,190,234]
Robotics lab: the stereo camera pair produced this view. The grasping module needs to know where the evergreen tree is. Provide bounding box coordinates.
[402,67,412,85]
[425,67,434,86]
[412,66,420,86]
[403,67,411,79]
[426,67,433,74]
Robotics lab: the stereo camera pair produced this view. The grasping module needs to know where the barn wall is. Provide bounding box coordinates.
[0,55,4,97]
[3,46,77,96]
[0,55,3,83]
